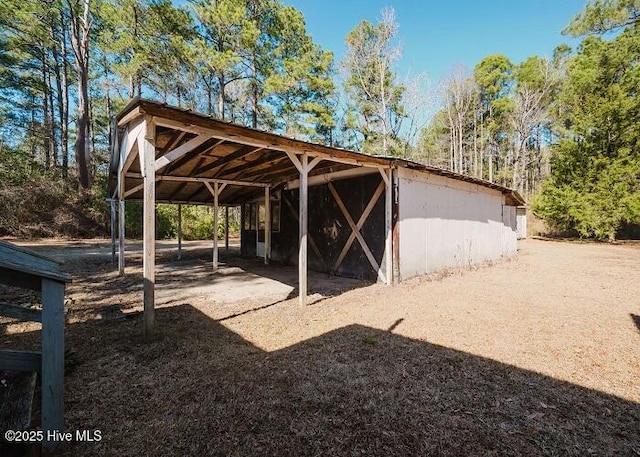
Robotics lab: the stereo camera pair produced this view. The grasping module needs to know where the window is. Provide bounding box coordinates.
[245,200,280,232]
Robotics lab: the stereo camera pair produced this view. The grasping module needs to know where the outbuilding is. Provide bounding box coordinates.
[109,99,525,336]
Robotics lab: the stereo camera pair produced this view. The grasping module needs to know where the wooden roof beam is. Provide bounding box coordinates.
[232,157,293,179]
[158,130,186,156]
[164,138,225,175]
[155,134,213,173]
[214,151,284,177]
[192,145,264,177]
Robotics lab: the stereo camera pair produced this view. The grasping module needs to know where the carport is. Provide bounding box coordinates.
[109,98,394,337]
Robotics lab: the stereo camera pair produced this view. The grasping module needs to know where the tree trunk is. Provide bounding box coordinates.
[67,0,91,189]
[76,64,90,188]
[488,151,493,182]
[51,19,66,170]
[217,74,225,120]
[42,50,52,170]
[251,51,258,128]
[61,16,69,176]
[47,58,58,167]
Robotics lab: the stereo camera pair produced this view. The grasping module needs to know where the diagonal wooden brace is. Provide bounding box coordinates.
[328,181,387,283]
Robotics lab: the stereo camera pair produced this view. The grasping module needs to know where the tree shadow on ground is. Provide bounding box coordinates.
[2,304,638,456]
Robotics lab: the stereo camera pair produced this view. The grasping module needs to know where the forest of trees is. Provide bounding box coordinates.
[0,0,638,239]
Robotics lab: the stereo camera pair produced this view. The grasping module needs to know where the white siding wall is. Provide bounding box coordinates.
[397,168,518,280]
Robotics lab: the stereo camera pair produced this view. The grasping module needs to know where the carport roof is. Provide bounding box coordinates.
[109,98,525,207]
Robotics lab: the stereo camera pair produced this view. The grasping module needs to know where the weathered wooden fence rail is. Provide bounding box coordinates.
[0,241,71,453]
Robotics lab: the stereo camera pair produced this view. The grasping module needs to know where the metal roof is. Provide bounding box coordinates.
[110,98,526,207]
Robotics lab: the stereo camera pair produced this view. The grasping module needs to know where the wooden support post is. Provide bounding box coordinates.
[177,204,182,260]
[299,154,308,306]
[118,199,125,275]
[383,168,393,285]
[110,199,116,265]
[142,117,156,338]
[264,187,271,264]
[225,206,229,253]
[213,183,219,270]
[41,278,65,451]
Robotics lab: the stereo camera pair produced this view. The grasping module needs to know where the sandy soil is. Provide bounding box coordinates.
[1,238,639,456]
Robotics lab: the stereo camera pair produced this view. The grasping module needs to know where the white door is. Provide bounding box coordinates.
[256,203,265,258]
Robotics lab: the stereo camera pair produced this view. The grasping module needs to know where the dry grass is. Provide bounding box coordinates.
[1,239,639,456]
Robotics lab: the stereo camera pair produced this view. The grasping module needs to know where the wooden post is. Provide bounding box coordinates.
[118,199,125,275]
[392,168,400,284]
[213,183,219,270]
[41,278,65,451]
[142,117,156,338]
[177,204,182,260]
[110,199,116,265]
[225,206,229,253]
[384,168,393,285]
[299,154,308,306]
[264,187,271,265]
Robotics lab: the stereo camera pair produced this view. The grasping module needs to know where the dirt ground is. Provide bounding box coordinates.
[1,238,639,456]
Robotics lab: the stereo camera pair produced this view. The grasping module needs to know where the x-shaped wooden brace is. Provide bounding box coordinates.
[328,180,387,283]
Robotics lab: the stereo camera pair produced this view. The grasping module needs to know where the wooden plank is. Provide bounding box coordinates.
[328,181,386,283]
[123,117,146,174]
[110,199,116,265]
[0,302,42,322]
[142,116,156,338]
[0,350,42,372]
[214,150,280,177]
[331,180,385,274]
[192,145,263,176]
[117,125,129,173]
[299,154,308,306]
[286,167,376,190]
[159,130,186,155]
[164,140,220,175]
[116,105,141,126]
[155,134,212,172]
[282,196,326,269]
[135,174,269,188]
[225,206,229,252]
[124,182,145,198]
[204,181,227,199]
[382,168,393,285]
[308,156,323,171]
[0,241,70,284]
[137,129,146,177]
[234,156,292,179]
[168,157,207,199]
[40,278,65,447]
[0,371,37,431]
[392,168,400,284]
[264,187,270,265]
[286,150,303,173]
[213,183,219,270]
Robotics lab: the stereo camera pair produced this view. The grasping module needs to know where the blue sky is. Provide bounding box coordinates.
[285,0,586,84]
